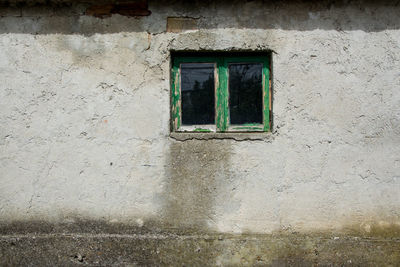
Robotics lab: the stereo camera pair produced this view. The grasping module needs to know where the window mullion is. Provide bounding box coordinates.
[216,57,229,132]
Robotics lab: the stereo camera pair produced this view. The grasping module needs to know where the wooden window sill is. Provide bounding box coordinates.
[170,132,273,141]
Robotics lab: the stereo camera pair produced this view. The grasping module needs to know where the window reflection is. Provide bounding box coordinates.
[229,63,263,124]
[181,63,215,125]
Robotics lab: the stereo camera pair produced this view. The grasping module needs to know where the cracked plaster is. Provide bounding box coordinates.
[0,0,400,235]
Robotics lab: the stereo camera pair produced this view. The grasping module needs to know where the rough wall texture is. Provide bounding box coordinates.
[1,0,400,264]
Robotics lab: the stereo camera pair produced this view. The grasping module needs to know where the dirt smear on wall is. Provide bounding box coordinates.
[162,139,231,231]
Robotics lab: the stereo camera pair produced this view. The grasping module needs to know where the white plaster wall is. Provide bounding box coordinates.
[0,1,399,233]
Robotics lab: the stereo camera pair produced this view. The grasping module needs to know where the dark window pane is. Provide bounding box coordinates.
[181,63,215,125]
[229,63,263,124]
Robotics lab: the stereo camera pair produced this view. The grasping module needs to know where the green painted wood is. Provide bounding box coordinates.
[233,123,263,126]
[231,126,264,131]
[263,62,270,132]
[174,57,218,64]
[224,56,270,132]
[224,56,269,64]
[173,56,219,132]
[171,54,270,133]
[217,58,228,132]
[171,62,180,131]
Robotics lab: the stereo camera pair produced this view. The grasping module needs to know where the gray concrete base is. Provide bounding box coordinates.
[1,222,400,266]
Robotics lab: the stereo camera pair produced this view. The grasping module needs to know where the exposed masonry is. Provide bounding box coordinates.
[0,0,400,238]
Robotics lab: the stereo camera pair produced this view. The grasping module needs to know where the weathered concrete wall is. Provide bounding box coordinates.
[1,0,400,240]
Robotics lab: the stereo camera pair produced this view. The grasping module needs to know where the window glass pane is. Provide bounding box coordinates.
[228,63,263,124]
[181,63,215,125]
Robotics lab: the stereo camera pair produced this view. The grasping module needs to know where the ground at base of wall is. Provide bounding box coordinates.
[1,232,400,266]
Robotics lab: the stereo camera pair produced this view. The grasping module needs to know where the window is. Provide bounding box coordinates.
[171,53,271,132]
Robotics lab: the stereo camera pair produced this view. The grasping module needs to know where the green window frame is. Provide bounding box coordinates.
[171,54,271,132]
